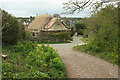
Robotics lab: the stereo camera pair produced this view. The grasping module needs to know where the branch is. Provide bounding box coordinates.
[62,0,120,14]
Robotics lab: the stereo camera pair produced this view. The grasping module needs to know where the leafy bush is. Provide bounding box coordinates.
[84,5,118,53]
[37,32,72,42]
[25,31,32,40]
[74,44,119,65]
[2,10,25,45]
[2,42,67,78]
[74,5,119,65]
[85,38,101,52]
[14,41,36,55]
[75,23,86,36]
[49,57,67,78]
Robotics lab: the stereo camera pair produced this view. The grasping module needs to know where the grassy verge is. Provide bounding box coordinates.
[73,45,119,65]
[80,37,88,43]
[2,42,67,78]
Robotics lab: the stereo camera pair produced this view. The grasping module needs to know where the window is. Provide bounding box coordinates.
[35,29,37,31]
[32,33,35,37]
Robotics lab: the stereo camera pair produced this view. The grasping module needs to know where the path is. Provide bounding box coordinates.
[49,37,118,78]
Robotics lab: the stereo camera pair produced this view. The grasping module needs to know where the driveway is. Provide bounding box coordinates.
[49,37,118,78]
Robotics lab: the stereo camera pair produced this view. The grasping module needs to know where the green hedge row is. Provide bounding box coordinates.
[36,32,72,42]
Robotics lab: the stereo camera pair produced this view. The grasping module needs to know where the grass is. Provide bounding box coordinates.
[73,45,86,52]
[80,37,88,43]
[37,41,71,44]
[73,45,119,65]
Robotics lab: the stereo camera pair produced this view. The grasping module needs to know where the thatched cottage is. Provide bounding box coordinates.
[28,14,70,37]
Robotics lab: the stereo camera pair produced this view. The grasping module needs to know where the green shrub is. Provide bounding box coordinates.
[49,57,67,78]
[75,23,86,36]
[70,27,76,36]
[85,5,118,52]
[77,29,84,35]
[25,31,32,40]
[73,5,119,65]
[2,42,67,78]
[14,41,36,55]
[85,38,101,52]
[2,10,25,45]
[37,32,72,42]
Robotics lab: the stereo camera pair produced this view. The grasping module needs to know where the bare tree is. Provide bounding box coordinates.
[62,0,119,14]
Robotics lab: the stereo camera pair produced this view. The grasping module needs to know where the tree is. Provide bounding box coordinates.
[53,14,61,17]
[84,5,118,52]
[75,23,86,35]
[2,10,25,45]
[62,0,119,14]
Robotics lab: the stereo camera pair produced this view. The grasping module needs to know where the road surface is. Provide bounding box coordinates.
[49,37,118,78]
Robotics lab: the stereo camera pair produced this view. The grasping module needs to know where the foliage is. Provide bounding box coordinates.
[37,32,72,42]
[74,44,119,65]
[85,5,118,52]
[75,23,86,35]
[14,41,36,55]
[2,42,67,78]
[25,31,32,40]
[80,37,88,43]
[2,10,25,45]
[53,32,72,41]
[74,5,119,65]
[70,26,76,36]
[53,14,61,17]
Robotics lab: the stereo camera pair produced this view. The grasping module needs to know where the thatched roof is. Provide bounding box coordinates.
[28,14,52,31]
[44,17,57,29]
[28,14,70,32]
[43,17,70,31]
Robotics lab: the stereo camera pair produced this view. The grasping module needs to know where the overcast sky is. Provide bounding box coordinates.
[0,0,96,18]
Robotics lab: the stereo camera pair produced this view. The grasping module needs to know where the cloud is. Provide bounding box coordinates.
[0,0,89,17]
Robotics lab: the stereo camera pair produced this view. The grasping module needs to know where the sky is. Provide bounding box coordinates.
[0,0,97,18]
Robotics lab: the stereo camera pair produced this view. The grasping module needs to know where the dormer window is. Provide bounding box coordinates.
[35,29,37,31]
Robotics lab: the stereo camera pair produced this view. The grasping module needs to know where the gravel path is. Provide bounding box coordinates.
[49,37,118,78]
